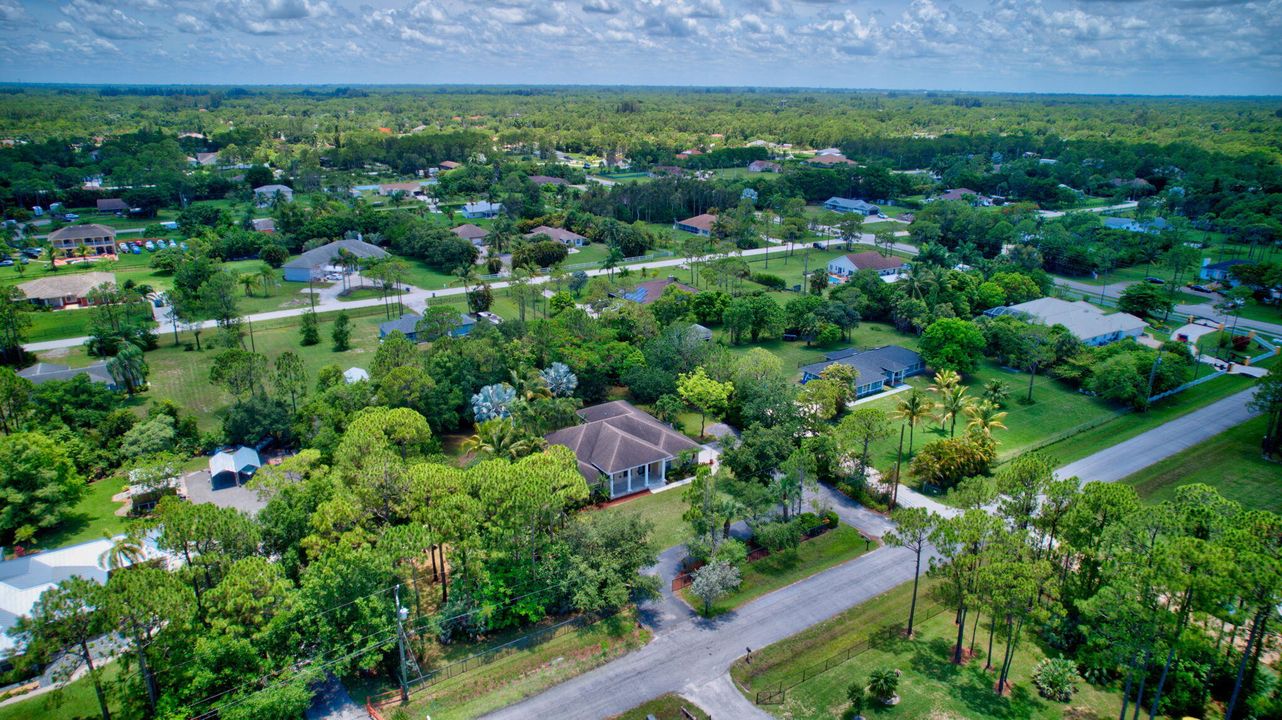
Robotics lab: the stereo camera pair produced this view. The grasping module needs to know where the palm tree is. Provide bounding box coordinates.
[463,418,546,461]
[237,272,259,297]
[867,668,900,704]
[981,379,1010,407]
[928,369,961,395]
[257,264,277,298]
[935,384,973,437]
[509,366,551,401]
[98,531,146,572]
[964,400,1008,436]
[892,389,934,454]
[451,265,479,295]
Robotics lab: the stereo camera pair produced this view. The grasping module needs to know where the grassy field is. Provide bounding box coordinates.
[732,578,1125,720]
[680,525,873,616]
[1120,415,1281,512]
[595,488,690,551]
[609,694,710,720]
[362,610,650,720]
[31,478,130,551]
[0,661,125,720]
[1038,363,1268,466]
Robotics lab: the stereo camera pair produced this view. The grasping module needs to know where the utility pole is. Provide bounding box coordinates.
[891,424,905,510]
[395,585,409,704]
[1144,353,1164,409]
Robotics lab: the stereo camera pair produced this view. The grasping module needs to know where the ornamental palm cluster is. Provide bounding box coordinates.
[471,382,517,421]
[539,362,578,398]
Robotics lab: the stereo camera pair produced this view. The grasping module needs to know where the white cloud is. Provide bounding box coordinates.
[174,13,210,34]
[0,0,27,24]
[60,0,152,39]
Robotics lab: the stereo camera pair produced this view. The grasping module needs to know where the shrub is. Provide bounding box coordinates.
[755,520,803,554]
[752,273,786,290]
[713,538,748,567]
[1032,657,1080,702]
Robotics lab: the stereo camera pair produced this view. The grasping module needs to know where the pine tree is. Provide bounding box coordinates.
[299,309,319,346]
[331,311,351,351]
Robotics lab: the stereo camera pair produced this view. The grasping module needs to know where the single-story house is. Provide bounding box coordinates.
[674,213,717,236]
[984,297,1146,347]
[649,165,685,177]
[343,367,370,384]
[438,161,461,171]
[933,188,992,205]
[451,223,489,246]
[48,224,117,256]
[1101,216,1170,234]
[96,198,129,214]
[748,160,782,173]
[282,238,388,282]
[17,272,116,308]
[800,345,926,397]
[462,201,502,219]
[688,323,713,342]
[378,312,475,342]
[253,184,294,207]
[378,181,426,196]
[528,175,569,187]
[806,154,856,167]
[194,152,220,166]
[17,361,116,389]
[251,218,276,233]
[828,251,905,278]
[524,225,588,247]
[613,277,697,305]
[815,147,842,156]
[823,197,880,215]
[545,400,701,498]
[0,534,165,659]
[1200,259,1251,285]
[209,446,261,485]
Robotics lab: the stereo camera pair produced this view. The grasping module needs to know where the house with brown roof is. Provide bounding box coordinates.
[17,271,116,308]
[748,160,782,173]
[378,181,426,196]
[649,165,685,178]
[806,154,856,167]
[47,224,117,257]
[827,251,906,280]
[438,161,461,171]
[613,277,697,305]
[524,225,588,247]
[545,400,701,498]
[674,213,717,236]
[251,218,276,233]
[935,188,991,206]
[451,224,489,246]
[95,198,129,214]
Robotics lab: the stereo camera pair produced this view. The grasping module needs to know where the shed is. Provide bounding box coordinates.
[209,446,261,485]
[343,367,370,384]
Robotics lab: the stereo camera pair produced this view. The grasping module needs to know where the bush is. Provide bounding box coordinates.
[1032,657,1080,702]
[713,538,748,567]
[755,520,803,554]
[752,273,786,290]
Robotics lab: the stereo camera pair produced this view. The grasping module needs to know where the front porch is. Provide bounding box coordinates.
[605,459,669,498]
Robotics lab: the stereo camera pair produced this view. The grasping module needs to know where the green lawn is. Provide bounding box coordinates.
[359,611,650,720]
[733,578,1126,720]
[1120,415,1282,512]
[1038,364,1269,466]
[0,661,124,720]
[609,694,710,720]
[681,525,873,616]
[21,308,97,343]
[595,488,690,551]
[29,477,130,551]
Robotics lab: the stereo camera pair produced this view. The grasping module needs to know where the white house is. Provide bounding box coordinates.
[823,197,879,215]
[253,184,294,207]
[827,251,906,278]
[462,201,502,219]
[984,297,1147,347]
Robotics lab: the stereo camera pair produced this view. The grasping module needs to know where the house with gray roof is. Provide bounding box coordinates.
[17,271,116,307]
[253,184,294,207]
[800,345,926,397]
[823,197,880,215]
[95,198,129,213]
[545,400,701,498]
[209,446,261,486]
[47,224,116,257]
[462,201,502,219]
[282,238,388,282]
[378,312,475,342]
[1200,258,1252,285]
[524,225,588,247]
[984,297,1146,346]
[17,361,117,389]
[1101,216,1170,234]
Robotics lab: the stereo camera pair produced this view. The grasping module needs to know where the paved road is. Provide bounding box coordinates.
[1053,276,1282,339]
[481,544,919,720]
[1054,386,1261,483]
[22,237,867,353]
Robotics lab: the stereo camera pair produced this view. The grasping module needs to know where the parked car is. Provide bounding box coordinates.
[0,259,13,267]
[63,213,79,221]
[1144,277,1165,285]
[477,311,502,325]
[1189,284,1212,293]
[812,242,825,250]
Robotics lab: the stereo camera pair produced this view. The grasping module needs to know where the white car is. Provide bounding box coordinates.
[477,311,502,325]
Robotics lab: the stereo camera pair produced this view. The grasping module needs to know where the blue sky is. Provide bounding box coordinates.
[0,0,1278,95]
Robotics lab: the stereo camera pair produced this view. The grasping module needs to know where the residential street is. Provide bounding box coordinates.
[483,384,1266,719]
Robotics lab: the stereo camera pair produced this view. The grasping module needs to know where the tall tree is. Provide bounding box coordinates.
[884,507,937,637]
[12,577,114,720]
